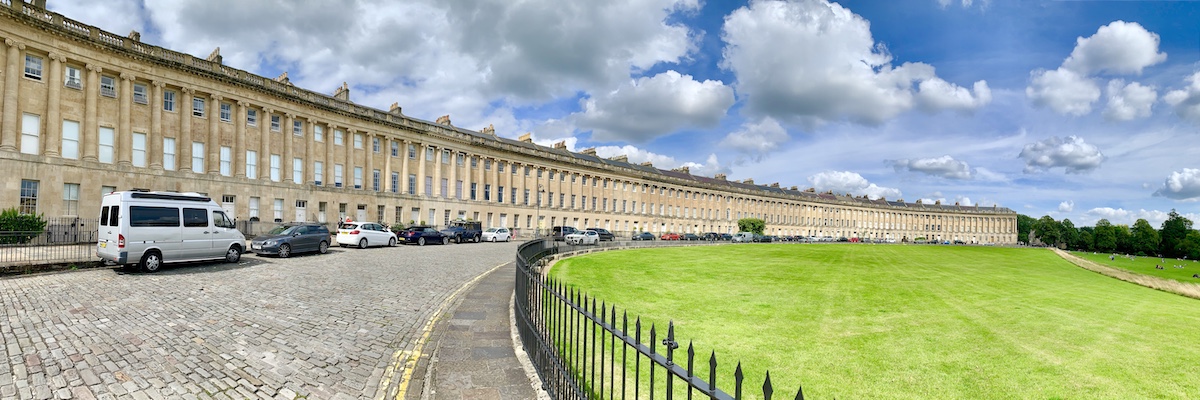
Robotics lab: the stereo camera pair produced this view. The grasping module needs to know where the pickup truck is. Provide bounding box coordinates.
[440,220,482,243]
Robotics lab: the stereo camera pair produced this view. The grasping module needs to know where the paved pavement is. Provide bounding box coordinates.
[0,240,522,399]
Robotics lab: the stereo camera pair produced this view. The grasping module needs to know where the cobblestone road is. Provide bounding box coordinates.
[0,240,521,400]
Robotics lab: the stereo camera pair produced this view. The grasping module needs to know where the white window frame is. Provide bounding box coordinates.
[314,161,324,185]
[61,120,79,159]
[245,150,258,179]
[249,197,260,219]
[353,133,363,149]
[24,54,43,80]
[292,158,303,184]
[100,75,117,98]
[163,90,176,112]
[334,164,344,187]
[133,83,148,104]
[270,154,281,182]
[219,102,232,122]
[334,129,344,146]
[293,120,303,136]
[98,127,114,164]
[354,167,363,189]
[220,146,232,176]
[270,115,281,131]
[132,132,147,167]
[191,142,205,172]
[62,183,80,216]
[314,125,323,142]
[64,65,81,89]
[20,113,39,155]
[163,137,176,170]
[247,109,258,126]
[192,97,205,117]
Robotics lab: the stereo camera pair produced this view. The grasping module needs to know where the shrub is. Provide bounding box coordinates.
[0,208,48,244]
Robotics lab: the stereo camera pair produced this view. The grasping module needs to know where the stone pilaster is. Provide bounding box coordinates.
[43,52,64,157]
[149,81,163,170]
[234,101,247,178]
[208,93,221,174]
[117,72,134,166]
[0,39,22,152]
[82,63,101,162]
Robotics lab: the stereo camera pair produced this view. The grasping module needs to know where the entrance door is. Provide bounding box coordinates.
[295,206,307,222]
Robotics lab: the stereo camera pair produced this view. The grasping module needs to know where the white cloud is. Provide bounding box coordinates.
[1018,136,1105,174]
[1061,21,1167,76]
[1103,79,1157,121]
[973,167,1009,182]
[1026,68,1100,116]
[679,154,731,178]
[807,171,902,200]
[720,0,990,127]
[1152,168,1200,201]
[575,71,734,143]
[1058,200,1075,213]
[47,0,145,37]
[889,155,973,179]
[936,0,989,8]
[1163,71,1200,124]
[718,118,790,164]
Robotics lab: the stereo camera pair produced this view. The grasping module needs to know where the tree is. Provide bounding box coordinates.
[737,218,765,235]
[1061,219,1079,250]
[0,208,47,244]
[1077,227,1095,252]
[1160,210,1194,258]
[1094,219,1117,252]
[1179,230,1200,260]
[1017,214,1036,244]
[1114,224,1133,254]
[1032,215,1062,247]
[1130,218,1160,256]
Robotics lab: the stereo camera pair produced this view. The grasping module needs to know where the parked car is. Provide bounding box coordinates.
[720,233,733,241]
[251,222,331,257]
[440,220,483,243]
[660,232,681,240]
[337,221,396,248]
[551,226,577,241]
[97,191,244,272]
[682,233,701,241]
[482,227,512,242]
[585,228,615,241]
[753,234,773,243]
[398,226,450,246]
[632,232,656,241]
[565,229,601,245]
[732,232,754,242]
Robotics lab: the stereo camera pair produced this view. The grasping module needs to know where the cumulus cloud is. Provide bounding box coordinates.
[1027,21,1165,117]
[1152,168,1200,201]
[1061,21,1167,76]
[1163,71,1200,124]
[718,118,790,164]
[807,171,902,200]
[532,136,730,178]
[1018,136,1105,174]
[1058,200,1075,213]
[1026,68,1100,116]
[720,0,990,127]
[1103,79,1157,121]
[889,155,973,179]
[575,71,734,143]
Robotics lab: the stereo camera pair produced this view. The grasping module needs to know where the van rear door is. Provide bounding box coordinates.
[96,195,122,262]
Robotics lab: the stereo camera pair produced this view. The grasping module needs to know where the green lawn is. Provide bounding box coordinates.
[1071,250,1200,283]
[549,244,1200,399]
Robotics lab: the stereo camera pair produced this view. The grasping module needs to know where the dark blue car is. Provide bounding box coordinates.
[398,226,450,246]
[632,232,655,241]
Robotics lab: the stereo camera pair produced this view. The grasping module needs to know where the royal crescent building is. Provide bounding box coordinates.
[0,2,1018,244]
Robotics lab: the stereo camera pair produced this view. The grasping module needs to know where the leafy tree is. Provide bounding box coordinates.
[1033,215,1062,247]
[1130,219,1160,256]
[1114,224,1133,254]
[1179,230,1200,260]
[737,218,765,235]
[1160,210,1194,258]
[0,208,47,244]
[1093,219,1117,252]
[1077,228,1095,252]
[1061,219,1079,250]
[1017,214,1036,244]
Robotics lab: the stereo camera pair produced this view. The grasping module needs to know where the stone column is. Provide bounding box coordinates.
[449,151,458,200]
[416,144,426,196]
[208,93,221,174]
[149,81,163,170]
[260,107,273,181]
[365,132,374,190]
[433,146,443,197]
[235,101,247,178]
[399,139,409,193]
[117,73,134,166]
[383,136,392,192]
[179,88,196,171]
[462,152,472,201]
[43,52,64,157]
[325,124,335,186]
[82,64,101,162]
[0,39,22,152]
[490,157,499,202]
[345,129,354,188]
[283,113,293,182]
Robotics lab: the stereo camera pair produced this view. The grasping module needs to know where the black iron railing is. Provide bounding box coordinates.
[0,217,100,268]
[515,238,805,399]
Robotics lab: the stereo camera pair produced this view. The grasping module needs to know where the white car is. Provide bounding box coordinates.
[336,222,396,248]
[482,227,511,242]
[565,229,600,245]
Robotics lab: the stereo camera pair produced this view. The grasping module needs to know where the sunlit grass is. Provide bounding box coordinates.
[1072,250,1200,283]
[548,244,1200,399]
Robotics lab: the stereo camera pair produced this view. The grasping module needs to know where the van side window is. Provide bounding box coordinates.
[109,206,120,227]
[130,206,179,227]
[100,206,109,226]
[183,208,209,227]
[212,211,235,229]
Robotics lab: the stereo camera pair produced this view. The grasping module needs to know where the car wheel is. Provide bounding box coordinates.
[505,236,511,242]
[139,251,163,273]
[358,238,368,249]
[278,244,291,258]
[473,235,480,243]
[418,237,426,246]
[225,246,242,263]
[389,237,397,247]
[318,241,329,254]
[490,236,496,242]
[442,237,449,245]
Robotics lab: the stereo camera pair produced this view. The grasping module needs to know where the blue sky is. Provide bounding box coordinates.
[49,0,1200,227]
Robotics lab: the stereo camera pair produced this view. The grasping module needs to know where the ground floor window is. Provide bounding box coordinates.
[20,180,39,214]
[62,183,80,216]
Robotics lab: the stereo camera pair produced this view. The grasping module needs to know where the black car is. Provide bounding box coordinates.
[585,228,615,241]
[251,222,331,258]
[632,232,655,241]
[682,233,701,241]
[720,233,733,241]
[399,226,450,246]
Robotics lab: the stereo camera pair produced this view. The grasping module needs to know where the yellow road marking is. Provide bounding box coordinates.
[379,261,510,400]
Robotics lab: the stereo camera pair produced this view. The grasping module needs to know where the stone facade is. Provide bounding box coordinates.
[0,2,1018,243]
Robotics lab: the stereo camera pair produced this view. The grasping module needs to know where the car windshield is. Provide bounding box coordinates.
[341,223,360,230]
[267,225,297,235]
[485,228,498,232]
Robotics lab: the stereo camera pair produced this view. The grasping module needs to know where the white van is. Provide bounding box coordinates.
[732,232,755,243]
[96,191,245,272]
